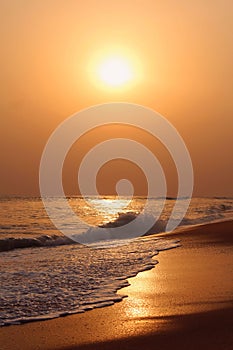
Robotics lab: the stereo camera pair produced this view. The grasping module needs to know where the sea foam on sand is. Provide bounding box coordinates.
[0,235,179,326]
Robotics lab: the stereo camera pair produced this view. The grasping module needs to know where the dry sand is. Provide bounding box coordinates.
[0,220,232,350]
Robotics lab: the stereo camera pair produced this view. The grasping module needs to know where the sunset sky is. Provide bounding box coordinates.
[1,0,232,197]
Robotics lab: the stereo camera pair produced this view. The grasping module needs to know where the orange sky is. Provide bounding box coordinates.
[1,0,232,197]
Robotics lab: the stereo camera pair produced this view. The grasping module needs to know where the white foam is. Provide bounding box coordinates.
[0,236,179,326]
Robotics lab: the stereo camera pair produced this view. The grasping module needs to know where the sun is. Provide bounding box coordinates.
[98,57,133,87]
[88,50,141,90]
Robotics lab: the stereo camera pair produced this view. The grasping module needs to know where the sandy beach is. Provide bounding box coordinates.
[0,220,232,350]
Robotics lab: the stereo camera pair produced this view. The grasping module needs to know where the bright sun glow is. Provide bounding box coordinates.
[98,57,133,86]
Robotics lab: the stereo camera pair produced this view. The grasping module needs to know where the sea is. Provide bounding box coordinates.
[0,196,233,326]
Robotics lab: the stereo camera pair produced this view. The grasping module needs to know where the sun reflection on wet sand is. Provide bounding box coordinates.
[119,237,233,331]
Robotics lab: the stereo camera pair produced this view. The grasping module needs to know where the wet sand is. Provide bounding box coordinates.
[0,220,232,350]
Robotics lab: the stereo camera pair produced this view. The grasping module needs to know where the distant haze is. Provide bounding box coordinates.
[1,1,232,197]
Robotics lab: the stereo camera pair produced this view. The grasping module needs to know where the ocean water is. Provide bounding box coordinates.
[0,197,232,326]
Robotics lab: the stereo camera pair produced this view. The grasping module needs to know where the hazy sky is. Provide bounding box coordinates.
[1,0,232,197]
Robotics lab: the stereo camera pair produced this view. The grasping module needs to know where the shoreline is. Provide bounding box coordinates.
[0,220,232,350]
